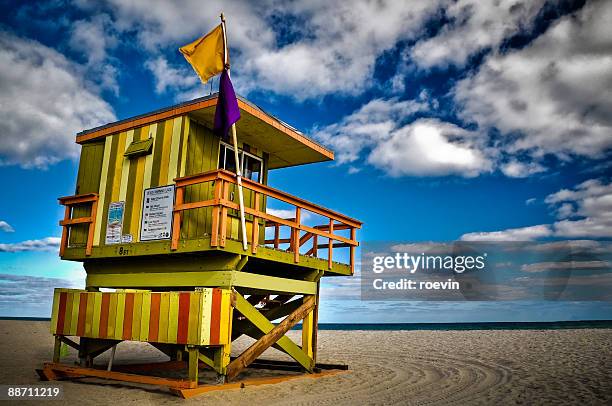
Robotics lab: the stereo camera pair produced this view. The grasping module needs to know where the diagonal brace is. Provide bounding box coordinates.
[227,293,315,380]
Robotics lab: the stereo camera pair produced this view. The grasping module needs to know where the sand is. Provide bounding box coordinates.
[0,320,610,405]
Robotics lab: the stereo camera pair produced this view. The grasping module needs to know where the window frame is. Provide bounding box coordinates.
[218,141,264,183]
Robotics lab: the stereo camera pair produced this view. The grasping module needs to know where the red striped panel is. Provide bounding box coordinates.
[99,293,110,338]
[149,293,161,342]
[209,288,222,345]
[76,293,88,336]
[177,292,191,344]
[123,293,134,340]
[56,292,67,335]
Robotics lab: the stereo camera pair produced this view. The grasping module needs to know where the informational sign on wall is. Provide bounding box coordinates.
[140,185,175,241]
[105,201,125,245]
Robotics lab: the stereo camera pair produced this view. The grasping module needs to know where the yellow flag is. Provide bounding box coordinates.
[179,24,227,83]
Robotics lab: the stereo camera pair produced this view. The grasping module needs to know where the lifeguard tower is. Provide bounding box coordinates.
[39,93,362,397]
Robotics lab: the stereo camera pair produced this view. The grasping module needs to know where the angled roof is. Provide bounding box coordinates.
[76,94,334,169]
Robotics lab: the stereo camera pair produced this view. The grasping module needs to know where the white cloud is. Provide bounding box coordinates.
[462,178,612,240]
[315,95,492,177]
[0,32,116,168]
[368,118,492,177]
[69,14,120,93]
[525,198,537,205]
[0,221,14,233]
[411,0,546,68]
[145,56,199,95]
[454,0,612,164]
[461,224,552,241]
[500,160,546,178]
[0,237,60,253]
[88,0,445,99]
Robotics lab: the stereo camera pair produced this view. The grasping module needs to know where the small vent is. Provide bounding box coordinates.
[124,138,154,158]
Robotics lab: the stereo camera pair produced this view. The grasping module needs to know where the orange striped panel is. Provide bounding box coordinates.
[209,288,222,345]
[99,293,110,338]
[122,292,135,340]
[76,293,88,336]
[177,292,191,344]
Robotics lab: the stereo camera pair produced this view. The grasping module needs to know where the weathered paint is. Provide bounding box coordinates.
[50,288,232,346]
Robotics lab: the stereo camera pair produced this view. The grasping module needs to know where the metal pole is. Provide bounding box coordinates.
[220,13,248,251]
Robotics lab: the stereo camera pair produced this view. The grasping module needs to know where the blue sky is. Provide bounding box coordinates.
[0,0,610,321]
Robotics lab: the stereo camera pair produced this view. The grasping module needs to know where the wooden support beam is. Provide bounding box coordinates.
[226,294,315,380]
[188,347,198,386]
[41,363,196,389]
[171,369,349,399]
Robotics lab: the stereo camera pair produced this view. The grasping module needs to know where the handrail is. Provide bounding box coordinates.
[172,170,362,273]
[58,193,99,256]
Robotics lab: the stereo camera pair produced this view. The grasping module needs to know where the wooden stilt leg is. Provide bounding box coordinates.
[188,347,198,388]
[52,336,62,363]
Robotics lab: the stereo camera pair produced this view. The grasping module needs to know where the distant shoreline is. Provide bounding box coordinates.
[2,317,611,330]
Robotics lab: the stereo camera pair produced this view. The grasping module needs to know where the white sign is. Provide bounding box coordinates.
[121,234,133,243]
[105,201,125,245]
[140,185,175,241]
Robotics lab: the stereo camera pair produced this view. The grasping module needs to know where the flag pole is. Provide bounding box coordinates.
[220,12,248,251]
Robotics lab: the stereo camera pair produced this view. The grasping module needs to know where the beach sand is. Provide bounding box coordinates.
[0,320,610,405]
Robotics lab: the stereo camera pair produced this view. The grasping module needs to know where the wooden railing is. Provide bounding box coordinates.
[172,169,361,272]
[58,193,99,256]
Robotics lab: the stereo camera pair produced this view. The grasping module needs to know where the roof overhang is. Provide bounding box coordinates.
[76,94,334,169]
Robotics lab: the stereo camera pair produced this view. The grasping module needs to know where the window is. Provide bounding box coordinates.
[219,142,263,183]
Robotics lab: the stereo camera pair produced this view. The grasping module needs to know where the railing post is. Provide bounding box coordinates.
[350,227,356,274]
[171,186,184,251]
[220,180,229,247]
[210,179,222,247]
[274,223,280,249]
[59,205,71,257]
[251,192,260,254]
[293,207,301,263]
[328,219,333,270]
[312,234,318,257]
[86,197,98,256]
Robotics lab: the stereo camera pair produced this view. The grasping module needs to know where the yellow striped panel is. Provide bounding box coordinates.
[107,293,116,338]
[167,117,183,184]
[199,289,212,345]
[92,292,102,338]
[167,292,179,344]
[187,292,201,344]
[50,289,60,334]
[158,120,173,184]
[140,292,151,342]
[111,132,127,202]
[114,293,126,340]
[143,124,156,189]
[93,136,113,245]
[85,293,95,336]
[158,292,170,343]
[118,130,134,202]
[69,292,79,336]
[219,290,231,345]
[131,292,142,340]
[179,118,190,177]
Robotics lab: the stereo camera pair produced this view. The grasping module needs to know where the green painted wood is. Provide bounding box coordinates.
[70,141,105,246]
[124,138,153,158]
[64,236,352,276]
[86,271,316,294]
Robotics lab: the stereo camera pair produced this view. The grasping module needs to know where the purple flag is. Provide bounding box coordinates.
[213,69,240,140]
